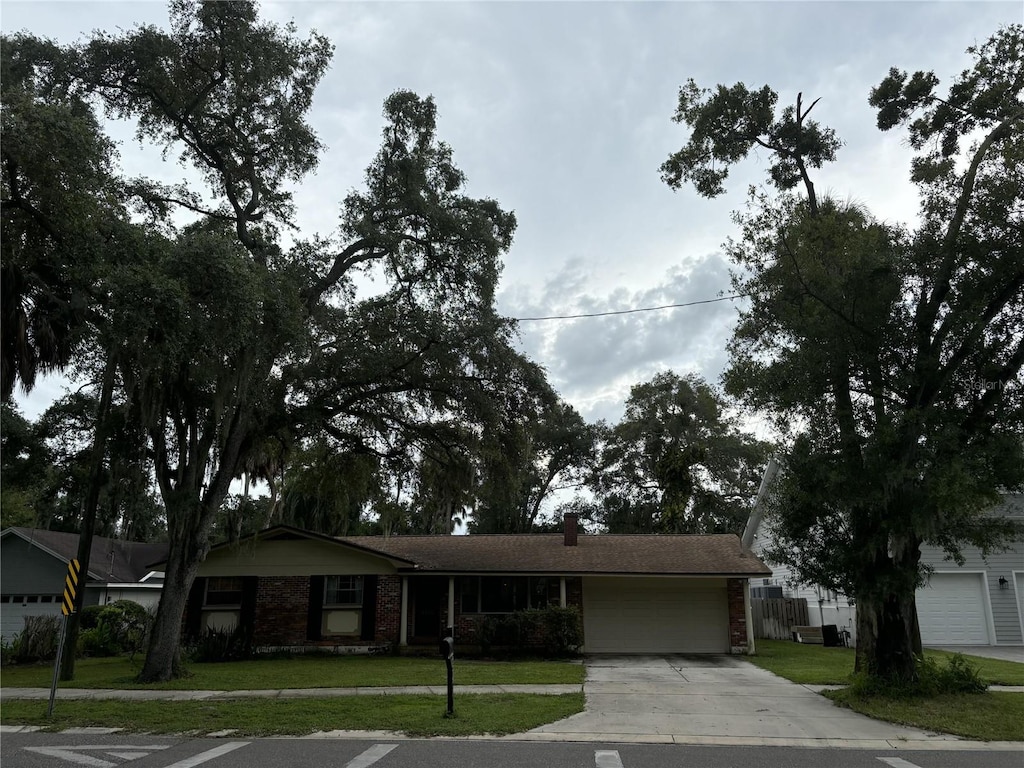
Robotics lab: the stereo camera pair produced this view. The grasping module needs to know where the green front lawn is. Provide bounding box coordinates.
[826,689,1024,742]
[750,639,1024,686]
[749,639,857,684]
[0,654,584,690]
[0,692,584,737]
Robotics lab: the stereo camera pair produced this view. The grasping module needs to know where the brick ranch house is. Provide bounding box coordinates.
[167,515,771,655]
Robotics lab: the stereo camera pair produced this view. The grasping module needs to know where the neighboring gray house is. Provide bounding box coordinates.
[915,494,1024,647]
[747,494,1024,648]
[0,527,168,642]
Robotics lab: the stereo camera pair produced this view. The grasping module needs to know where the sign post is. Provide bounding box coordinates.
[48,558,80,717]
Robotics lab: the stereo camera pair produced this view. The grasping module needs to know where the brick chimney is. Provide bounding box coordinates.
[563,513,578,547]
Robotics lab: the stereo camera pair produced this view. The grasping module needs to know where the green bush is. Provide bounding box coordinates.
[98,600,151,659]
[475,607,582,658]
[1,634,19,666]
[13,615,61,663]
[79,604,107,631]
[849,652,988,698]
[920,653,987,695]
[187,625,255,663]
[79,624,121,657]
[76,601,153,659]
[538,606,583,657]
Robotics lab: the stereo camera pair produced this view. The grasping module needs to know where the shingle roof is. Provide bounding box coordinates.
[340,533,771,576]
[3,527,169,583]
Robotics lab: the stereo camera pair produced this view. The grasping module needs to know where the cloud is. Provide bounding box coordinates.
[5,0,1019,430]
[499,251,739,423]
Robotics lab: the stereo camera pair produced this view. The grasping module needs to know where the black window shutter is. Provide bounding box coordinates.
[185,577,206,641]
[307,575,324,641]
[239,576,258,637]
[360,575,378,641]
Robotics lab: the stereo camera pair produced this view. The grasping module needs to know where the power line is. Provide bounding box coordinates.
[513,293,748,322]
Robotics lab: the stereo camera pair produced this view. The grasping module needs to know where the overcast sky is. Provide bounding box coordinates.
[5,1,1021,427]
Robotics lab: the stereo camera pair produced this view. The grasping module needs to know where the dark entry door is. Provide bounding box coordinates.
[412,576,446,640]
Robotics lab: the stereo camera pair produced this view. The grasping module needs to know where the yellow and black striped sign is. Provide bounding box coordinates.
[61,559,81,616]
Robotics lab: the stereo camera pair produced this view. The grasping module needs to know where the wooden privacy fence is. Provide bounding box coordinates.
[751,598,809,640]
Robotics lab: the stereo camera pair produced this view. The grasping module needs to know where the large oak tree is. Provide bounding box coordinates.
[663,26,1024,683]
[5,1,526,681]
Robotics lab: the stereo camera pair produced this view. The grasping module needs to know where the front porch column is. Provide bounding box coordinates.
[744,579,755,655]
[399,576,409,646]
[559,577,567,608]
[447,577,456,638]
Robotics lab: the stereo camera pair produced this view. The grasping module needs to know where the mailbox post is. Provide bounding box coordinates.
[439,627,454,716]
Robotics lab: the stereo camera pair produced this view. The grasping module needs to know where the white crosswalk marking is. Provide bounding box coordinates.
[23,748,117,768]
[878,758,924,768]
[595,750,625,768]
[162,742,250,768]
[344,744,398,768]
[24,745,169,767]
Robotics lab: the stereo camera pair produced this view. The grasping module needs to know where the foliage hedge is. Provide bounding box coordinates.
[476,606,583,657]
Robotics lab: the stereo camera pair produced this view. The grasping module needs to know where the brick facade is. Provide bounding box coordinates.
[727,577,749,654]
[375,575,402,644]
[254,576,309,646]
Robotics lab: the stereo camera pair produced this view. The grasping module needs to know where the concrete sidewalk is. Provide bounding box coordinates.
[0,683,580,701]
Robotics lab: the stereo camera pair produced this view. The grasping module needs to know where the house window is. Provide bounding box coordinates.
[325,576,363,606]
[529,577,560,609]
[205,577,244,607]
[460,577,558,614]
[202,576,243,632]
[322,576,364,636]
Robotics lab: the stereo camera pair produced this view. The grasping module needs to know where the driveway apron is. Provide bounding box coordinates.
[522,655,960,746]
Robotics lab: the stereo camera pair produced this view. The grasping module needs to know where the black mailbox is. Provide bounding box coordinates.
[439,635,454,660]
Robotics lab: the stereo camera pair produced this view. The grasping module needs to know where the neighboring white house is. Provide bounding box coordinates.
[747,493,1024,648]
[0,527,168,642]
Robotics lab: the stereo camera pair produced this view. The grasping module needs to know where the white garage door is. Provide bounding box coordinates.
[582,576,729,653]
[1,599,63,642]
[916,572,991,645]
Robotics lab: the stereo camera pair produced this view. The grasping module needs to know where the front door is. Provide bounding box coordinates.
[412,576,446,640]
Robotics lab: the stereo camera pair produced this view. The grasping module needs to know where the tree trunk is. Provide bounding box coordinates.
[854,591,918,683]
[910,595,923,657]
[137,524,204,682]
[853,537,922,684]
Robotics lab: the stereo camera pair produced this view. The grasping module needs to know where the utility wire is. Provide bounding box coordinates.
[514,293,748,322]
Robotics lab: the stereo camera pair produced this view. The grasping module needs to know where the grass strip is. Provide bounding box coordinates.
[749,640,1024,686]
[825,689,1024,742]
[0,655,584,690]
[0,692,584,738]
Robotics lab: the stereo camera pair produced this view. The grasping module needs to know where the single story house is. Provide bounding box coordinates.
[174,514,771,655]
[1,527,168,641]
[746,493,1024,648]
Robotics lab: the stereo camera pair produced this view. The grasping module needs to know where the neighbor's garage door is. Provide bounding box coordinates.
[0,599,63,642]
[582,576,729,653]
[916,572,991,645]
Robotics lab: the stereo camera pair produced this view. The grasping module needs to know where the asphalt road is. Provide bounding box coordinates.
[2,733,1022,768]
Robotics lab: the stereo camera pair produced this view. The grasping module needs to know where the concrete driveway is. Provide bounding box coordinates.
[520,655,982,748]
